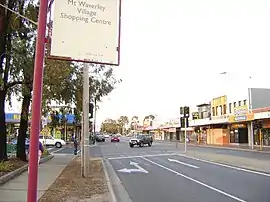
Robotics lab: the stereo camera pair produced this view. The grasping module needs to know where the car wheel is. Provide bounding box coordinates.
[55,142,62,148]
[129,144,134,148]
[139,142,144,147]
[148,142,152,147]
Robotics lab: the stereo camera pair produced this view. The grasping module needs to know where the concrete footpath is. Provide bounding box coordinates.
[0,155,74,202]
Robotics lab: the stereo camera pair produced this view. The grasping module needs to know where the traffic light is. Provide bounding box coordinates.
[89,103,94,119]
[184,106,189,118]
[180,107,184,115]
[180,117,189,128]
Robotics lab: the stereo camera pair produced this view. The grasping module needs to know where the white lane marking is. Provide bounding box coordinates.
[118,161,149,174]
[168,158,199,169]
[177,154,270,177]
[51,148,64,154]
[107,153,177,160]
[142,157,246,202]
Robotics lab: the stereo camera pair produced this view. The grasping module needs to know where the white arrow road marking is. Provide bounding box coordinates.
[118,161,149,174]
[168,158,199,169]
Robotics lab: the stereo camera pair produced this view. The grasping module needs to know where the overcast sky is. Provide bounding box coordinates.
[6,0,270,127]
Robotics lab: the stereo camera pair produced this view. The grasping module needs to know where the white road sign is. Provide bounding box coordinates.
[118,161,149,174]
[51,0,121,65]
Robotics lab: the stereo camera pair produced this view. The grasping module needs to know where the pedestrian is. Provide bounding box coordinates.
[28,141,44,173]
[74,136,78,155]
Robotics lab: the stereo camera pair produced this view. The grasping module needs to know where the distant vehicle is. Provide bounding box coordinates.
[129,134,153,148]
[104,134,110,138]
[11,138,30,149]
[111,135,120,142]
[95,134,105,142]
[39,135,66,148]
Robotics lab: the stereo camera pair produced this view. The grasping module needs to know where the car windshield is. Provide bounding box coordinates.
[134,134,143,139]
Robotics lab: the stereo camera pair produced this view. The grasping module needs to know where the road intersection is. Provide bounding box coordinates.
[99,137,270,202]
[51,137,270,202]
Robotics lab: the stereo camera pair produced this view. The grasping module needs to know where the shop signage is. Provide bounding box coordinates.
[192,112,199,120]
[229,105,254,123]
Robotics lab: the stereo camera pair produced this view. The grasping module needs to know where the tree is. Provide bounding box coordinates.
[100,119,120,134]
[118,116,129,134]
[72,64,121,123]
[11,0,39,161]
[0,0,34,161]
[130,116,139,130]
[143,114,155,127]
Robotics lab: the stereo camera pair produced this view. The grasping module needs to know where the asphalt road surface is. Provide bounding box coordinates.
[92,137,270,202]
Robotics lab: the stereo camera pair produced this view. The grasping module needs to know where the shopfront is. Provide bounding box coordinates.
[229,123,248,144]
[228,105,254,144]
[260,119,270,146]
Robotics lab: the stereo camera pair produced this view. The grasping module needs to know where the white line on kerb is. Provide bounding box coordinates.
[107,153,177,160]
[141,157,246,202]
[177,154,270,177]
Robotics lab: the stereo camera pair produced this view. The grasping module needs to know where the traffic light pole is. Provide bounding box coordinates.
[184,117,187,153]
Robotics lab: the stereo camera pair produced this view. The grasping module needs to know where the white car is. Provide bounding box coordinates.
[104,134,110,138]
[39,135,66,148]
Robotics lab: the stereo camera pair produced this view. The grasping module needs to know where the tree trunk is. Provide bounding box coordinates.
[0,90,7,161]
[16,92,31,161]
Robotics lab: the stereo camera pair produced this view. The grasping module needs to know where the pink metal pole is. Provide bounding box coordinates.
[27,0,48,201]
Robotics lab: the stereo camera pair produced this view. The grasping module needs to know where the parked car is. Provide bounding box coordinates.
[39,135,66,148]
[111,135,120,142]
[104,134,110,138]
[95,134,105,142]
[129,134,153,148]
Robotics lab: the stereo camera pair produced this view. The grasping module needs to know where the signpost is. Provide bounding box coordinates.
[49,0,122,178]
[118,161,149,174]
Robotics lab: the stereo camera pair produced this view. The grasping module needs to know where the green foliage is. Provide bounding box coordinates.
[41,148,50,157]
[100,118,121,134]
[0,161,13,172]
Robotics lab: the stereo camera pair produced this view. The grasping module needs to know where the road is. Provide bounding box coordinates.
[90,136,270,202]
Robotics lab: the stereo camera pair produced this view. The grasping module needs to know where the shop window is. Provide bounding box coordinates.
[243,99,247,105]
[238,101,241,106]
[229,103,232,113]
[220,105,223,115]
[223,104,226,114]
[212,107,215,116]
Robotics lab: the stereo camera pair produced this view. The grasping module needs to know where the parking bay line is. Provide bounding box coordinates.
[177,154,270,177]
[141,157,246,202]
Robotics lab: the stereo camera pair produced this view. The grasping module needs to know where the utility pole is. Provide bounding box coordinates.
[180,106,189,153]
[93,97,97,135]
[184,117,187,153]
[82,63,89,177]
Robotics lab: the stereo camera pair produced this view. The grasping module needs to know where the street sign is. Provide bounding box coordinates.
[118,161,149,174]
[50,0,122,65]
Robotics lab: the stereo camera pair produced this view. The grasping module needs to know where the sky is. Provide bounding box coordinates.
[6,0,270,127]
